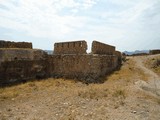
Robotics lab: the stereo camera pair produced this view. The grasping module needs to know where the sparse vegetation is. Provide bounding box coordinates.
[145,55,160,75]
[112,89,126,99]
[77,86,108,99]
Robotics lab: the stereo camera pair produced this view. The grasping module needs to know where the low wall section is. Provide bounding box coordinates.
[48,54,118,83]
[0,49,49,85]
[0,40,32,49]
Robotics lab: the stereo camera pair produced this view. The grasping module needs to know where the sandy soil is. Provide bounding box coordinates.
[0,54,160,120]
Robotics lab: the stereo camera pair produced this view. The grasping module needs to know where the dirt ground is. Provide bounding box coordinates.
[0,54,160,120]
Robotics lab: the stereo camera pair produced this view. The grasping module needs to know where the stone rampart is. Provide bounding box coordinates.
[0,40,121,85]
[0,49,49,85]
[54,41,87,54]
[0,40,32,49]
[92,41,115,55]
[149,49,160,55]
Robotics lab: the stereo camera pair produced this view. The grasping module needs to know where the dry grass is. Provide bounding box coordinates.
[107,59,135,81]
[0,78,77,101]
[107,57,149,81]
[77,85,109,99]
[144,55,160,75]
[112,89,126,98]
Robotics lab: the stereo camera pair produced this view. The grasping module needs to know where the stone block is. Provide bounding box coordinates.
[54,40,87,54]
[92,41,115,55]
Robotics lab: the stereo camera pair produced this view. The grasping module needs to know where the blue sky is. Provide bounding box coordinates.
[0,0,160,52]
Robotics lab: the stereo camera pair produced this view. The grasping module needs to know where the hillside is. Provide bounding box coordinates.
[0,54,160,120]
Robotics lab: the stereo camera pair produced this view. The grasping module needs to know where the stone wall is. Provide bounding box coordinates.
[0,60,49,85]
[54,41,87,54]
[114,51,122,65]
[149,49,160,55]
[0,49,49,85]
[0,49,47,63]
[0,40,122,85]
[92,41,115,55]
[48,54,118,83]
[0,40,32,49]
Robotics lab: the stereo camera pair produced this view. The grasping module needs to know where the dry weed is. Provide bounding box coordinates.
[77,85,109,99]
[112,89,126,99]
[144,55,160,75]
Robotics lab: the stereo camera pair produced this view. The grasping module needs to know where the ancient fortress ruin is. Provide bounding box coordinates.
[0,40,122,85]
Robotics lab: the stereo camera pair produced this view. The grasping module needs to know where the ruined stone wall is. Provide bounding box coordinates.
[0,49,47,63]
[54,41,87,54]
[92,41,115,55]
[0,60,49,85]
[149,49,160,55]
[48,54,118,83]
[0,40,32,49]
[0,40,121,85]
[114,51,122,65]
[0,49,49,85]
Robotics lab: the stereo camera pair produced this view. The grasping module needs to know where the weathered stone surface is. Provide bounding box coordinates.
[0,49,49,85]
[0,49,47,64]
[0,40,32,49]
[92,41,115,55]
[48,54,118,83]
[0,60,49,84]
[54,41,87,54]
[0,40,122,85]
[114,51,122,65]
[149,49,160,55]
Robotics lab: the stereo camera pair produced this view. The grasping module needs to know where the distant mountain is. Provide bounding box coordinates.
[44,50,53,55]
[123,50,149,55]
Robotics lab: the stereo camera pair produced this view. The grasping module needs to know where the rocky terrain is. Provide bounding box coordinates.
[0,54,160,120]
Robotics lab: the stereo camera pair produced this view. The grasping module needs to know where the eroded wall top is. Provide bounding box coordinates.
[0,49,47,64]
[92,41,115,55]
[54,40,87,54]
[0,40,32,49]
[114,51,121,57]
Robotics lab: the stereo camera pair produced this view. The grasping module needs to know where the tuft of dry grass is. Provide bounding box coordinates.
[112,89,126,99]
[77,86,108,99]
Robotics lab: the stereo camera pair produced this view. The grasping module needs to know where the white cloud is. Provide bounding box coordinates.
[0,0,98,39]
[0,0,159,51]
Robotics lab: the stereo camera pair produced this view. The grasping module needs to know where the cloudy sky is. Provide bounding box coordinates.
[0,0,160,52]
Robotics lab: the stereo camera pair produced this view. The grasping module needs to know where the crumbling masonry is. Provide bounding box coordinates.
[0,40,122,85]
